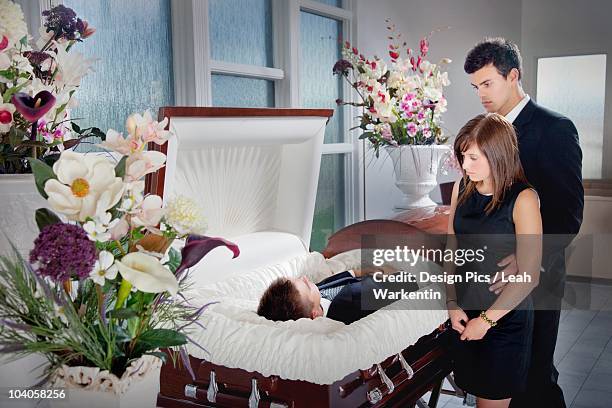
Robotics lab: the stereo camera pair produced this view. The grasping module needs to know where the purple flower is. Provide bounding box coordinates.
[332,59,353,76]
[175,235,240,278]
[29,223,96,282]
[11,91,56,123]
[42,5,82,42]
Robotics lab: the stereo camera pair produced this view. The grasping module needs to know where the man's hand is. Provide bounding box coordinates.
[448,302,468,334]
[460,315,491,341]
[489,253,518,295]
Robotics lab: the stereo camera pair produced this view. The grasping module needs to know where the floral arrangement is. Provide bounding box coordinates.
[0,110,239,381]
[0,1,102,174]
[333,21,451,156]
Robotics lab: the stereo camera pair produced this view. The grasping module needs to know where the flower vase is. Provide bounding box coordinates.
[385,145,451,210]
[46,355,162,408]
[0,174,49,257]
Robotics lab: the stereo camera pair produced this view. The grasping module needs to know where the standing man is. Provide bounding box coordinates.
[463,38,584,408]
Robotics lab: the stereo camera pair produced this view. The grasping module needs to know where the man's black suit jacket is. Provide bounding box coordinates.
[513,100,584,295]
[513,99,583,237]
[316,271,419,325]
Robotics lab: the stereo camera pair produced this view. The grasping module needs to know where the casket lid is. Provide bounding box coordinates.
[148,107,332,250]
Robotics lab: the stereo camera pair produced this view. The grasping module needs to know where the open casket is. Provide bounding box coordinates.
[147,107,457,407]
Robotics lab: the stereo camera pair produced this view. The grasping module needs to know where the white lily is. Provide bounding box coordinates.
[89,251,118,285]
[115,252,178,295]
[43,151,124,222]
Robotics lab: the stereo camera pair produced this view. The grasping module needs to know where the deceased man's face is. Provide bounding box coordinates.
[291,275,323,319]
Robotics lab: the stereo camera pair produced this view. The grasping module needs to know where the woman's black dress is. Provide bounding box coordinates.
[451,179,534,400]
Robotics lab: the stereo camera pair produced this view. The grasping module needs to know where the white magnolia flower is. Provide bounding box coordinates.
[89,251,118,285]
[44,151,124,221]
[115,252,178,295]
[0,0,28,49]
[165,195,207,235]
[53,43,96,89]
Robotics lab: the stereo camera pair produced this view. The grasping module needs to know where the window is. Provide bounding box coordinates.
[201,0,357,251]
[537,54,607,180]
[63,0,174,137]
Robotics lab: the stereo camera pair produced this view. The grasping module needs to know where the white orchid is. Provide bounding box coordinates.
[52,43,96,90]
[126,151,166,182]
[89,251,118,285]
[131,195,165,228]
[43,151,124,221]
[126,110,171,145]
[0,103,15,132]
[115,252,178,295]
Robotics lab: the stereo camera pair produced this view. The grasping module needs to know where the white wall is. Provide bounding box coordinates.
[356,0,523,219]
[521,0,612,179]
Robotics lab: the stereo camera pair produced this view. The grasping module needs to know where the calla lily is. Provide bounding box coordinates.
[176,235,240,277]
[115,252,178,295]
[11,91,56,123]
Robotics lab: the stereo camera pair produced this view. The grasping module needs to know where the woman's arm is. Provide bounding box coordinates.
[484,188,542,322]
[445,180,468,334]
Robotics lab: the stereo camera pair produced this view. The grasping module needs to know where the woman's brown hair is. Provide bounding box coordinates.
[454,113,528,213]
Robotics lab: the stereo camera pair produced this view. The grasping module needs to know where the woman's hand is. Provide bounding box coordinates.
[460,315,491,341]
[447,302,468,334]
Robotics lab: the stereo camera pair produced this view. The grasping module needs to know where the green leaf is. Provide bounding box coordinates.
[35,208,62,231]
[114,156,127,178]
[358,131,374,140]
[164,247,181,273]
[0,69,15,81]
[107,308,139,320]
[144,351,168,363]
[27,158,56,199]
[138,329,187,349]
[71,122,81,134]
[8,127,27,147]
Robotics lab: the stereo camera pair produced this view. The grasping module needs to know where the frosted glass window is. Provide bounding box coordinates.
[211,74,274,107]
[209,0,273,67]
[312,0,343,7]
[537,55,606,179]
[300,11,344,144]
[310,154,346,252]
[63,0,174,143]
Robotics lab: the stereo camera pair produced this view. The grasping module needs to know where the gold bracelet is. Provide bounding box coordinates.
[480,311,497,327]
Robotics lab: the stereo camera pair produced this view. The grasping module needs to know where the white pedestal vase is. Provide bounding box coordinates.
[0,174,49,257]
[385,145,451,210]
[46,355,162,408]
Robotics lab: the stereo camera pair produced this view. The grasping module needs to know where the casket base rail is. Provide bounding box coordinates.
[157,322,454,408]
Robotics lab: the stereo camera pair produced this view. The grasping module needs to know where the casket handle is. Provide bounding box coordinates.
[398,352,414,379]
[207,370,219,403]
[249,378,260,408]
[376,363,394,394]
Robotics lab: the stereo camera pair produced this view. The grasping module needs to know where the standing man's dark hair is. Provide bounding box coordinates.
[464,38,584,408]
[464,37,523,80]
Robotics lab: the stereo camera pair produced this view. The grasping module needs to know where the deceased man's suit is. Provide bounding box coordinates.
[316,271,419,325]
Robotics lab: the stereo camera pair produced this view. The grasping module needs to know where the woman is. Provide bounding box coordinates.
[446,113,542,408]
